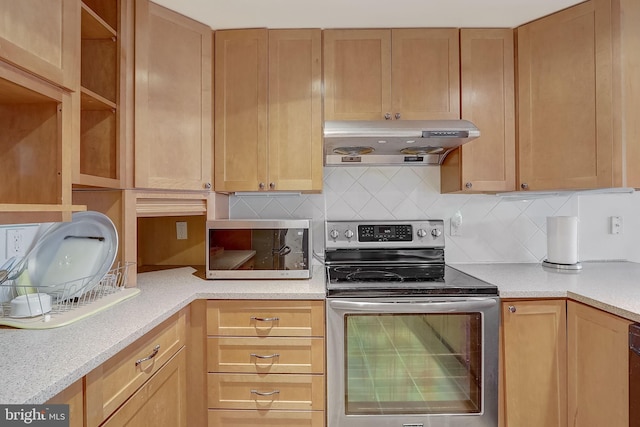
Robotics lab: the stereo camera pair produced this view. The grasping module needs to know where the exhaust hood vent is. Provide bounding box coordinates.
[324,119,480,166]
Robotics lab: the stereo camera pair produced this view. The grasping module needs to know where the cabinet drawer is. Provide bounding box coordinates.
[208,337,324,374]
[86,309,187,426]
[102,348,187,427]
[208,373,325,411]
[209,409,324,427]
[207,300,324,337]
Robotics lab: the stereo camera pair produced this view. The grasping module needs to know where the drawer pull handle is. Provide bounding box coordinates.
[250,353,280,359]
[135,344,160,366]
[251,389,280,397]
[250,316,279,322]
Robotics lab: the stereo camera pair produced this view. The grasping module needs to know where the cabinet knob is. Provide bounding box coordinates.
[259,182,265,190]
[508,305,517,313]
[465,182,473,189]
[384,113,392,120]
[269,182,276,190]
[203,182,211,190]
[521,183,529,190]
[395,112,401,120]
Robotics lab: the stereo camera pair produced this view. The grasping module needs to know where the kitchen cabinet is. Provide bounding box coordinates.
[502,299,632,427]
[85,308,187,426]
[567,300,631,427]
[214,29,322,192]
[47,379,83,427]
[102,348,187,427]
[134,0,212,191]
[0,61,83,224]
[501,299,567,427]
[517,0,620,191]
[441,29,516,193]
[323,28,459,121]
[207,300,325,426]
[0,0,79,91]
[73,0,132,188]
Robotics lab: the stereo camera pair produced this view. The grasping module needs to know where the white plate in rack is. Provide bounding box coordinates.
[26,211,118,300]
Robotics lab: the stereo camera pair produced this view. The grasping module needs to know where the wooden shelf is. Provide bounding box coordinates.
[0,204,87,224]
[81,3,116,39]
[81,86,116,110]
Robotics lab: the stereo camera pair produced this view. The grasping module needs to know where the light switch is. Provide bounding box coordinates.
[176,221,188,240]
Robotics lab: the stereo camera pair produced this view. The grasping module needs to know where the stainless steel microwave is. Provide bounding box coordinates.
[205,219,312,279]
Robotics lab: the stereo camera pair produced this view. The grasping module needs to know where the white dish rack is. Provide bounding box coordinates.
[0,262,140,329]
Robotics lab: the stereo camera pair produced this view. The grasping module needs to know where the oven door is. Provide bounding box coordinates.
[326,297,500,427]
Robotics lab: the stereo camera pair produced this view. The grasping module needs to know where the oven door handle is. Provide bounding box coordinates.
[328,297,498,313]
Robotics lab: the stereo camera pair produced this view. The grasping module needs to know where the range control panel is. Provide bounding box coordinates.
[325,220,445,249]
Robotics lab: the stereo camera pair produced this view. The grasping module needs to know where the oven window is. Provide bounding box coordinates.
[344,313,482,415]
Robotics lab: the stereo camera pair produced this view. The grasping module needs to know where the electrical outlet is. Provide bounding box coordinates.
[450,211,463,236]
[610,216,622,235]
[176,221,188,240]
[6,228,26,256]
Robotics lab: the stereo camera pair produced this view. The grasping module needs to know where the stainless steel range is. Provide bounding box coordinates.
[325,220,499,427]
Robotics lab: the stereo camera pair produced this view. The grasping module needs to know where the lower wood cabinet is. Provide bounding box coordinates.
[85,308,187,426]
[207,300,325,426]
[567,300,631,427]
[502,299,631,427]
[502,299,567,427]
[102,348,187,427]
[46,378,84,427]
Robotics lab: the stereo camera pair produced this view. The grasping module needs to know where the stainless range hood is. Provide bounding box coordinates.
[324,120,480,166]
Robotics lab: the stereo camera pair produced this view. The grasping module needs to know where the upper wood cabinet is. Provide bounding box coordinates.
[502,300,567,427]
[323,28,459,121]
[441,28,516,193]
[567,301,631,427]
[214,29,322,192]
[134,0,212,191]
[74,0,131,188]
[0,0,79,91]
[517,0,616,191]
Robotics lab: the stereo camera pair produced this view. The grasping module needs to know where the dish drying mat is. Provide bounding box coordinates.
[0,263,140,329]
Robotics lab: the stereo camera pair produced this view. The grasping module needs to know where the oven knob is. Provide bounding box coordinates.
[417,229,428,238]
[329,229,339,240]
[431,228,442,238]
[344,229,355,239]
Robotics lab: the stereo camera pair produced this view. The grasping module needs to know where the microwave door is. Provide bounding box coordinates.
[272,229,289,270]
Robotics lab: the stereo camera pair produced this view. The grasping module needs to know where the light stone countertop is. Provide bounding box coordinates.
[0,265,325,405]
[452,261,640,322]
[2,261,640,405]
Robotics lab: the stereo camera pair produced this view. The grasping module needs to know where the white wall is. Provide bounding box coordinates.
[230,166,640,264]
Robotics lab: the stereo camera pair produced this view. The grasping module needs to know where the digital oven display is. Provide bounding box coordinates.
[358,224,413,242]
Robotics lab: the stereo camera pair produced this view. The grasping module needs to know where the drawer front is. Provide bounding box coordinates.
[209,409,324,427]
[86,309,187,426]
[208,337,324,374]
[102,348,187,427]
[208,373,325,411]
[207,300,324,337]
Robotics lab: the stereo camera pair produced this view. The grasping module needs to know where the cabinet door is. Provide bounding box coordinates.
[441,29,516,193]
[517,0,613,191]
[268,29,322,192]
[102,348,187,427]
[0,0,79,90]
[323,29,391,121]
[214,29,268,192]
[135,0,212,191]
[47,379,83,427]
[567,301,631,427]
[502,300,567,427]
[391,28,460,120]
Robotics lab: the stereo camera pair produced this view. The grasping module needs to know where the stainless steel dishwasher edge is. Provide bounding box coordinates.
[629,323,640,427]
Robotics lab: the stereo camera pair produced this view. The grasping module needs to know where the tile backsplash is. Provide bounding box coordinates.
[230,166,640,264]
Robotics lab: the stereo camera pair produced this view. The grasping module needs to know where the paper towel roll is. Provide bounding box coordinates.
[546,216,579,264]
